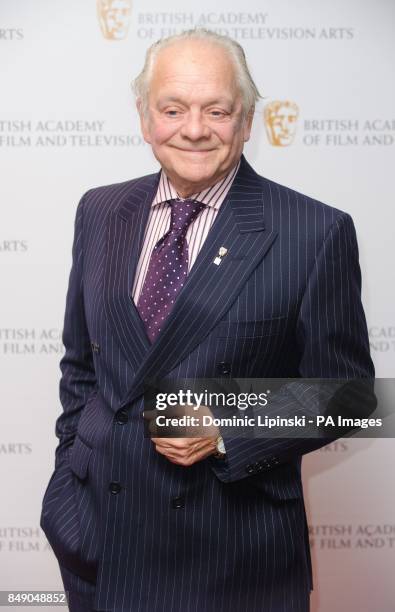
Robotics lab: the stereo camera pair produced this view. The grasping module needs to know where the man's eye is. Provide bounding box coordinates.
[165,110,179,117]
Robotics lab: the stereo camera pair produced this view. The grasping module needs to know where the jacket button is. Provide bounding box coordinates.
[217,361,231,375]
[109,481,122,495]
[91,342,100,353]
[245,464,256,475]
[171,496,185,509]
[115,409,128,424]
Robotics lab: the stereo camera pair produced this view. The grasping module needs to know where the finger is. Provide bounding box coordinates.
[152,440,201,455]
[152,436,208,448]
[153,437,214,452]
[153,437,215,461]
[151,437,190,450]
[164,445,216,466]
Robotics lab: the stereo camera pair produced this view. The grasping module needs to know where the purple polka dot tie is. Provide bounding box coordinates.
[137,198,206,342]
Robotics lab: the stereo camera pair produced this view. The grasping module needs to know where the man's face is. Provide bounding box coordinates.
[98,0,131,40]
[268,104,298,146]
[138,41,253,197]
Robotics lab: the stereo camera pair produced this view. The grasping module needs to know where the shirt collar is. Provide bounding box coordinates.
[152,160,240,211]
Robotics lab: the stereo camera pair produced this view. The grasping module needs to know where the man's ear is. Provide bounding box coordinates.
[243,106,255,142]
[137,98,152,144]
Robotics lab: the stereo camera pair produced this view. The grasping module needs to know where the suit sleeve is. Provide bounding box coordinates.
[54,194,97,469]
[210,212,375,483]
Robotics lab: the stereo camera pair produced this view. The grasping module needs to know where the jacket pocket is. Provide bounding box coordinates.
[249,473,304,502]
[40,436,97,583]
[69,435,93,481]
[216,317,287,339]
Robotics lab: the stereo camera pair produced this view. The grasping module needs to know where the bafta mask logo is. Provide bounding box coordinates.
[97,0,132,40]
[264,100,299,146]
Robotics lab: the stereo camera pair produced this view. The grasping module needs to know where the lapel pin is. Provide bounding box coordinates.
[213,246,228,266]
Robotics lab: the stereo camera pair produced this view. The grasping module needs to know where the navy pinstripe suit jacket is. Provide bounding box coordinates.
[40,156,374,612]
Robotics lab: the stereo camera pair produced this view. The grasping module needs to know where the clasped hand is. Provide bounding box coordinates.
[143,403,219,466]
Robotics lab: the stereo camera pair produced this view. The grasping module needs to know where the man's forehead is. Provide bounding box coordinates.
[150,45,238,94]
[143,40,247,111]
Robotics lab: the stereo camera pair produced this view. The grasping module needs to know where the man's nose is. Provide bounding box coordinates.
[180,112,211,141]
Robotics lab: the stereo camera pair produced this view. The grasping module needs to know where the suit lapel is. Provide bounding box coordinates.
[103,173,159,373]
[120,157,278,407]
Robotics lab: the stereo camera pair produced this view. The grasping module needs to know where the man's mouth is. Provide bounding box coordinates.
[175,148,215,154]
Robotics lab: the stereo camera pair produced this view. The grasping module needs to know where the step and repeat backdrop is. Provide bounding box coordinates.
[1,1,394,610]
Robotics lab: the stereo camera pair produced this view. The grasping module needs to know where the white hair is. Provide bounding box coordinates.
[132,28,261,116]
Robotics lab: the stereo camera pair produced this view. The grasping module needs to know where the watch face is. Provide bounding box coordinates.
[216,436,226,454]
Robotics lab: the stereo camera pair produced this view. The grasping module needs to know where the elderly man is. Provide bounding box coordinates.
[40,29,374,612]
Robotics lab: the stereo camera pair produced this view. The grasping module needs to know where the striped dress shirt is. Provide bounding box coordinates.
[132,160,240,302]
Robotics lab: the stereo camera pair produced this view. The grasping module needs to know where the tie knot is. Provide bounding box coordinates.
[169,198,205,234]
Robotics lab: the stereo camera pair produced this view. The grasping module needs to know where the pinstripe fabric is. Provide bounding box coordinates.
[40,155,374,612]
[132,161,240,302]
